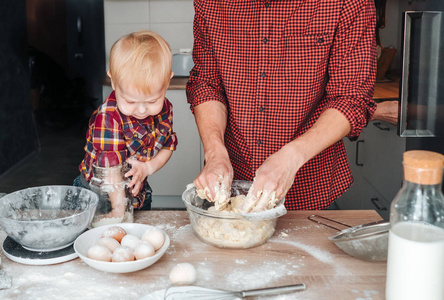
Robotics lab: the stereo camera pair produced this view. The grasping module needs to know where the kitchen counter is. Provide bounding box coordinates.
[103,76,188,90]
[0,210,387,300]
[106,76,400,99]
[374,77,400,101]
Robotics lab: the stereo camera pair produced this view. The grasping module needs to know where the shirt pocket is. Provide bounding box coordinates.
[154,121,171,147]
[122,124,149,156]
[281,32,334,80]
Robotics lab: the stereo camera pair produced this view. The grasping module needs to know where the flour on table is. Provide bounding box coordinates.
[272,240,334,264]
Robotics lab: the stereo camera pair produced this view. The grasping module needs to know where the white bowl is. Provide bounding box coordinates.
[74,223,169,273]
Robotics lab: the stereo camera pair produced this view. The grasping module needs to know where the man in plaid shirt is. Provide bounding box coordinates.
[186,0,378,210]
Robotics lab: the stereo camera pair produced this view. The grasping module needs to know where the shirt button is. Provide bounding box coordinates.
[133,133,139,138]
[318,38,324,43]
[257,139,262,145]
[262,37,268,44]
[265,2,270,8]
[259,106,264,112]
[143,149,148,154]
[261,72,267,78]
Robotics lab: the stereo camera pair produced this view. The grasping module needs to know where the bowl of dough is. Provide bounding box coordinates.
[0,185,99,251]
[182,180,287,249]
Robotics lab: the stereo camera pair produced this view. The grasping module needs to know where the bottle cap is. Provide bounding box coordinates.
[403,150,444,185]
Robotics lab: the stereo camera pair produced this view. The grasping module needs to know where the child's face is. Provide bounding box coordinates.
[113,81,168,119]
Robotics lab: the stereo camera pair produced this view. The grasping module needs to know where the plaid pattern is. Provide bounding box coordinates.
[186,0,377,210]
[79,91,178,182]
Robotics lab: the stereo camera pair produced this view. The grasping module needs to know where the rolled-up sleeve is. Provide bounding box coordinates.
[92,112,127,167]
[324,0,377,139]
[158,100,178,151]
[186,0,228,113]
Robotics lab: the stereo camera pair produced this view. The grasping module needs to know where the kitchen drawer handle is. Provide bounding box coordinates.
[355,140,364,166]
[372,122,390,131]
[371,197,387,211]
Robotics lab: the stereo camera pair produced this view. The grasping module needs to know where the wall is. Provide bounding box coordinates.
[378,0,412,71]
[0,1,38,176]
[104,0,194,70]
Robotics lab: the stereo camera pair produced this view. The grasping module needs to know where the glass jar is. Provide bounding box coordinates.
[89,164,135,227]
[386,150,444,300]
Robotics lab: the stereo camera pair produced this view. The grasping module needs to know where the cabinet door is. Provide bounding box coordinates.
[335,137,366,209]
[361,185,391,220]
[148,90,202,197]
[362,121,405,204]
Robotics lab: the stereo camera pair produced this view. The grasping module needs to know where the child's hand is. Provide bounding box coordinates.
[125,158,152,196]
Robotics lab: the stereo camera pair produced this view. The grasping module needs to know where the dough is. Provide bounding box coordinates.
[197,187,277,213]
[141,228,165,251]
[169,263,197,285]
[194,186,279,248]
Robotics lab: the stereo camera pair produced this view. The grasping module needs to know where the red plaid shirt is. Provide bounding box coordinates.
[80,91,178,181]
[186,0,377,210]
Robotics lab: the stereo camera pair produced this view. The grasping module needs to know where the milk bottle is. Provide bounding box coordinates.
[386,150,444,300]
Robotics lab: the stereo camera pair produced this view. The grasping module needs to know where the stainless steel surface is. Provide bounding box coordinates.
[164,284,306,300]
[399,11,443,137]
[309,214,390,261]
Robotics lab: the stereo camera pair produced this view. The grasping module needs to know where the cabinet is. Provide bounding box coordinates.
[336,121,405,220]
[148,90,202,209]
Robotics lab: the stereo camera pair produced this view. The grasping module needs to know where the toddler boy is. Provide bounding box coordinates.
[75,30,177,215]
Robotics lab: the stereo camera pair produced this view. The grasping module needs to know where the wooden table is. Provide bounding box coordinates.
[0,210,387,300]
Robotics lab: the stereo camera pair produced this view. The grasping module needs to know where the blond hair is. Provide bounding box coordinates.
[109,30,172,94]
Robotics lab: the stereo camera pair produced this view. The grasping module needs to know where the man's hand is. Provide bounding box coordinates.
[246,108,351,212]
[371,101,398,125]
[244,144,301,212]
[194,147,233,203]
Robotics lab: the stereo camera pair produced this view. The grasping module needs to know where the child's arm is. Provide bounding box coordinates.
[125,149,173,195]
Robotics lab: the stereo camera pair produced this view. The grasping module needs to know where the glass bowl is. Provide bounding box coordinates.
[182,180,287,249]
[0,185,99,251]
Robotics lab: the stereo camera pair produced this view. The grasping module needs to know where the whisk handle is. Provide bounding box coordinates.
[240,283,306,297]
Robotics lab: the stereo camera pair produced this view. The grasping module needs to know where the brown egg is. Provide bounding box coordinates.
[101,226,127,243]
[112,246,135,262]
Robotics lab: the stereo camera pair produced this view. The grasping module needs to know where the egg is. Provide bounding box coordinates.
[169,263,197,285]
[101,226,127,243]
[87,244,112,262]
[112,246,135,262]
[141,228,165,251]
[96,237,121,253]
[134,242,155,260]
[120,234,141,250]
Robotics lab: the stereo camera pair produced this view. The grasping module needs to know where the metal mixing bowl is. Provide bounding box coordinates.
[182,180,287,249]
[0,186,99,251]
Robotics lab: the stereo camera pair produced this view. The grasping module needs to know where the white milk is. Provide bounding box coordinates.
[386,221,444,300]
